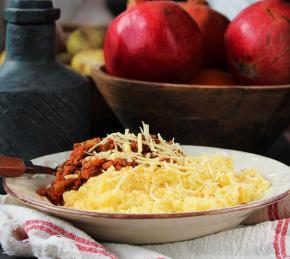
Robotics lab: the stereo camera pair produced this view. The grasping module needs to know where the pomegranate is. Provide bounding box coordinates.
[105,1,203,83]
[127,0,229,69]
[181,0,230,69]
[225,0,290,85]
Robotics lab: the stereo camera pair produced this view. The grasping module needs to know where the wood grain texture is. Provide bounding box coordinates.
[92,66,290,153]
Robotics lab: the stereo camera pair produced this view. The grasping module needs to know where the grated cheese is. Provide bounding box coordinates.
[86,123,186,168]
[63,155,270,213]
[63,123,270,213]
[64,174,79,180]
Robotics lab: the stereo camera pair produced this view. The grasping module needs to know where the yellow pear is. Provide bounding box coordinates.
[71,49,104,76]
[66,27,105,55]
[0,52,5,65]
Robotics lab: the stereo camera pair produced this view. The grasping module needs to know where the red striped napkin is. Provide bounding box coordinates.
[1,194,289,259]
[145,216,290,259]
[0,196,170,259]
[245,195,290,224]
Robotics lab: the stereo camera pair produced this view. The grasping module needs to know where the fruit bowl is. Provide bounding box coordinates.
[92,66,290,153]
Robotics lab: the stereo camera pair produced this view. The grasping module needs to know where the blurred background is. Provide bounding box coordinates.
[0,0,258,50]
[51,0,258,23]
[54,0,258,22]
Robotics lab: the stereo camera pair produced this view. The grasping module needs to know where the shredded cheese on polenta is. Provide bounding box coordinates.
[63,124,270,214]
[84,122,185,167]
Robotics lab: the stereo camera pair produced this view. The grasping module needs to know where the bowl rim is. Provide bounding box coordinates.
[92,65,290,90]
[4,145,290,220]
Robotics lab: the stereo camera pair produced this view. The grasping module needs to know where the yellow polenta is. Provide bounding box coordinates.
[63,154,270,213]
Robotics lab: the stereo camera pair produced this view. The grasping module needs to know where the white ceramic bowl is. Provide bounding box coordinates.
[4,146,290,244]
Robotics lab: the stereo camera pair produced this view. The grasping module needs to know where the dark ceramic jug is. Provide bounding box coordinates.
[0,0,91,160]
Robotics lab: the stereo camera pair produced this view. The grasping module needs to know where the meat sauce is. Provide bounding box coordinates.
[37,135,164,205]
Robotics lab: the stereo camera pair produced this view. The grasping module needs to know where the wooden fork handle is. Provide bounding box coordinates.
[0,156,26,177]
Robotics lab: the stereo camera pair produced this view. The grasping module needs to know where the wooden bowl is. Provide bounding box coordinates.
[92,66,290,153]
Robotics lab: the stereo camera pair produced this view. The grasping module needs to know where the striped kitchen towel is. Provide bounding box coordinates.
[0,194,289,259]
